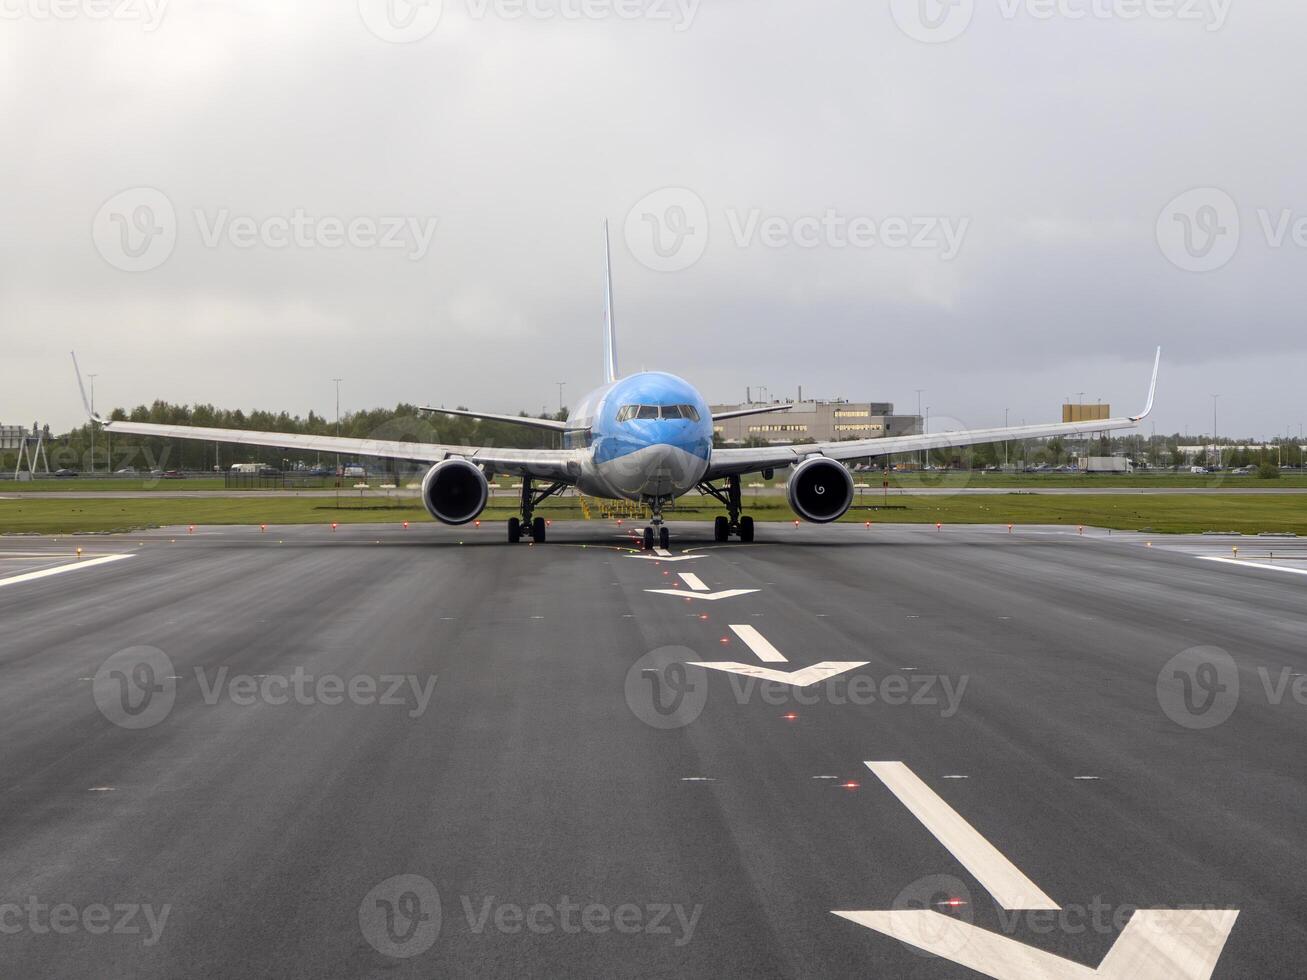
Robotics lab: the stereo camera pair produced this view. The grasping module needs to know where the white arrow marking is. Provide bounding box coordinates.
[866,761,1059,911]
[1199,556,1307,577]
[729,624,787,663]
[645,588,760,601]
[680,572,709,590]
[833,908,1238,979]
[626,552,703,562]
[688,662,868,687]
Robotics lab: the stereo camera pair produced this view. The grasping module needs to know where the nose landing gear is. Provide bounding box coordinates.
[641,496,673,551]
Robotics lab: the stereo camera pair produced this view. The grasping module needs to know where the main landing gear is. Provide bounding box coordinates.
[641,496,672,551]
[508,475,567,543]
[698,474,756,543]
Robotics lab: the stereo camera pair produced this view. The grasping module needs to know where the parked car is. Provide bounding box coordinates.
[114,467,137,475]
[162,470,185,479]
[53,468,79,478]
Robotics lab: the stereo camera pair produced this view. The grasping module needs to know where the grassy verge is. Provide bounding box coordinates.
[2,494,1304,535]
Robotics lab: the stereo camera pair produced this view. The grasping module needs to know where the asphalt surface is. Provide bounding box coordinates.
[0,521,1304,978]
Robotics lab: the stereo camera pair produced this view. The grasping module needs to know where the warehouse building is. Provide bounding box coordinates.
[709,399,922,445]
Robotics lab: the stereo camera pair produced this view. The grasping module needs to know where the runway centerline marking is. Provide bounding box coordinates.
[728,624,787,663]
[865,761,1059,911]
[0,553,133,589]
[679,572,709,591]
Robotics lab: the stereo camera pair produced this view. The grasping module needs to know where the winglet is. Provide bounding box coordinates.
[1130,346,1161,421]
[70,351,101,422]
[603,220,619,385]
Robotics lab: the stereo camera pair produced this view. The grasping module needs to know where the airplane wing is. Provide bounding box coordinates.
[712,403,795,422]
[418,406,587,433]
[72,356,581,481]
[706,348,1161,480]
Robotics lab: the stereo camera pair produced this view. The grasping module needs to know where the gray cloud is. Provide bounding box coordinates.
[3,0,1304,439]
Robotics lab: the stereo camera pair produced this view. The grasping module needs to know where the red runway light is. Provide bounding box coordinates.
[782,712,798,721]
[841,781,860,790]
[937,898,969,908]
[331,523,338,530]
[474,520,481,528]
[698,614,709,620]
[403,521,409,528]
[719,637,730,644]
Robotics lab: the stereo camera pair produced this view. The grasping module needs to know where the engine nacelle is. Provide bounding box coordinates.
[786,457,854,524]
[420,458,489,526]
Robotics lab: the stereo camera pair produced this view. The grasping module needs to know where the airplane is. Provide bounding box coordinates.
[74,226,1161,550]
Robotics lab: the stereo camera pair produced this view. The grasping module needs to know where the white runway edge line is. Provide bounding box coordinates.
[0,553,134,589]
[728,624,787,663]
[1198,556,1307,577]
[865,762,1059,911]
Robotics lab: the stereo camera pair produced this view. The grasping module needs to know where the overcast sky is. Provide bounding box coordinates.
[4,0,1305,440]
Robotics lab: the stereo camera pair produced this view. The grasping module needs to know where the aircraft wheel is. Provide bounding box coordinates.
[508,517,521,543]
[739,516,755,543]
[532,517,547,542]
[713,516,729,542]
[643,526,655,551]
[659,525,670,550]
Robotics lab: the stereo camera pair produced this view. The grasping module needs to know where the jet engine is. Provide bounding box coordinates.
[786,457,854,524]
[420,458,489,525]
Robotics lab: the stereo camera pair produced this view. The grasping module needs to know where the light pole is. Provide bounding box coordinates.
[1003,408,1009,469]
[1211,394,1220,469]
[87,373,97,474]
[332,378,343,490]
[556,382,566,415]
[915,389,925,466]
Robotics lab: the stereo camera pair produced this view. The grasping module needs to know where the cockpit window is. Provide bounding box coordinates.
[616,404,701,422]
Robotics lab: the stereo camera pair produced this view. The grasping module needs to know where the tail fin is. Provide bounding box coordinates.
[603,221,619,384]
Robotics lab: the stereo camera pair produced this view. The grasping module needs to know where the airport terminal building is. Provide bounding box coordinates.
[710,399,922,445]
